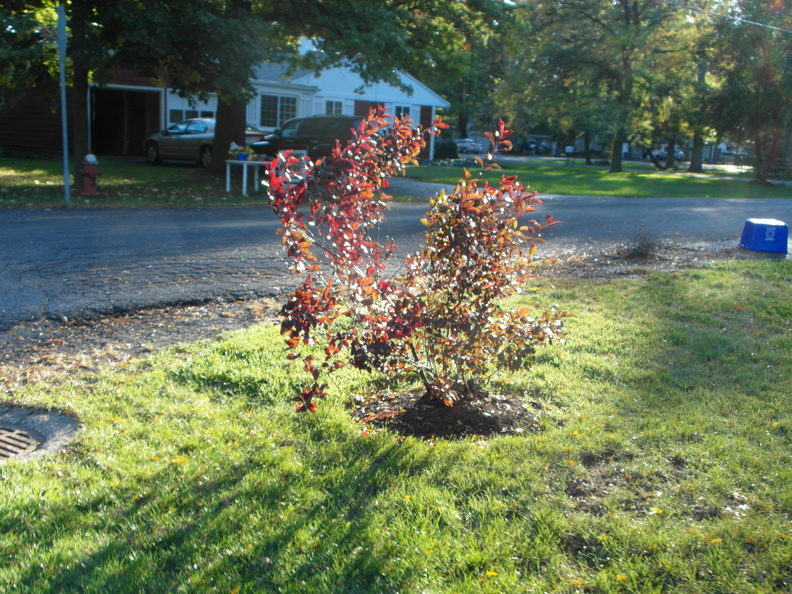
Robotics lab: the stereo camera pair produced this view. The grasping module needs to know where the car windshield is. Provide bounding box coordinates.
[185,121,208,134]
[167,122,189,134]
[280,120,301,138]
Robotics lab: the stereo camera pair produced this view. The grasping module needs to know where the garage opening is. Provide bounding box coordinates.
[92,88,160,157]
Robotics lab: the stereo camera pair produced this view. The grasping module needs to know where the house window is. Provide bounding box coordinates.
[169,109,213,123]
[260,94,297,128]
[395,106,410,118]
[326,100,343,115]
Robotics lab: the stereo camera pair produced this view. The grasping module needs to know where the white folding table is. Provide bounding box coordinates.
[225,159,267,196]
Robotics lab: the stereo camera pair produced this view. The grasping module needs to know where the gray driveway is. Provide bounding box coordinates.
[1,181,790,332]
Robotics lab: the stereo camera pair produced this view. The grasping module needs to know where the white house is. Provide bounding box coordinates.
[145,62,449,158]
[0,57,448,158]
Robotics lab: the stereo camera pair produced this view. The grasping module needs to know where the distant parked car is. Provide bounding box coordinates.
[251,115,363,160]
[654,149,686,161]
[520,139,547,155]
[244,124,266,145]
[454,138,483,154]
[145,120,267,167]
[145,118,216,167]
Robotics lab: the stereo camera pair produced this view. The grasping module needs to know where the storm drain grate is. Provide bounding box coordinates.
[0,426,40,459]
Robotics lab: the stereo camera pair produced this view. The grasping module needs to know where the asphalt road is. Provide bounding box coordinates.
[1,181,790,332]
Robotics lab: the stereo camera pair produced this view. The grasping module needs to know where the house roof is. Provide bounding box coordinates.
[250,63,318,92]
[251,62,449,109]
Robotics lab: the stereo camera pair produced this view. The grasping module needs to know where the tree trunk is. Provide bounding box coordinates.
[666,138,677,169]
[753,132,764,182]
[647,150,666,171]
[687,132,704,173]
[687,62,707,174]
[609,128,625,173]
[457,116,469,140]
[207,97,247,177]
[583,131,592,165]
[756,129,780,184]
[70,64,91,194]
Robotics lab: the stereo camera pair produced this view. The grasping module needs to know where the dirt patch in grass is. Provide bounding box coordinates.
[0,296,286,393]
[537,243,762,281]
[349,389,543,439]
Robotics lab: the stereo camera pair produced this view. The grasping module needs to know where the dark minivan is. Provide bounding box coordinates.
[251,115,363,160]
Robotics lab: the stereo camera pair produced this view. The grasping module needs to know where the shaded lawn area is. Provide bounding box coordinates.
[1,260,791,592]
[406,160,792,199]
[0,158,265,208]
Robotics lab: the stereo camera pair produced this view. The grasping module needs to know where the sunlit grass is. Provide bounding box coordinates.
[1,261,791,592]
[2,156,790,209]
[406,161,792,199]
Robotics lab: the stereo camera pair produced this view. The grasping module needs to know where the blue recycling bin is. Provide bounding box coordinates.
[739,218,788,253]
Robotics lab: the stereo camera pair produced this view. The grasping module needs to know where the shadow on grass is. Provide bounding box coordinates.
[7,435,435,593]
[632,266,787,390]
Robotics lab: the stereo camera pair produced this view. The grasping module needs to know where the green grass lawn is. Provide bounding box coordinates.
[0,158,265,208]
[2,260,791,592]
[2,156,791,209]
[406,159,792,199]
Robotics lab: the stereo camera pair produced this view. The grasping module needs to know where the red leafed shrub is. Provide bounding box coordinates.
[266,106,566,412]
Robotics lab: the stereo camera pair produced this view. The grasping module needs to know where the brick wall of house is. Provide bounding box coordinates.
[0,93,69,154]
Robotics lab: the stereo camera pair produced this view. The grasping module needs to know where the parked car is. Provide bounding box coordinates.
[518,139,548,155]
[654,149,686,161]
[454,138,483,154]
[244,124,266,145]
[145,119,267,167]
[145,118,215,167]
[251,115,363,160]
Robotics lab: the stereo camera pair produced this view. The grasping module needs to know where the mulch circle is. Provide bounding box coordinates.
[349,389,543,439]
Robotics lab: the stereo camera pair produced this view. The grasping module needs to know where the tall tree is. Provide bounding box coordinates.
[396,0,512,139]
[3,0,496,182]
[0,3,58,102]
[103,0,293,177]
[707,0,792,182]
[107,0,507,177]
[503,0,683,172]
[496,23,619,164]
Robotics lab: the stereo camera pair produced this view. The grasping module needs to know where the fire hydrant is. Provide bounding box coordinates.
[78,154,102,196]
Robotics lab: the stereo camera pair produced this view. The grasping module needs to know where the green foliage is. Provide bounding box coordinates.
[500,0,686,171]
[707,0,792,181]
[0,5,59,100]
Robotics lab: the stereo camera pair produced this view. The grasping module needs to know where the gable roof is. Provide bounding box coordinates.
[251,62,449,109]
[250,63,318,92]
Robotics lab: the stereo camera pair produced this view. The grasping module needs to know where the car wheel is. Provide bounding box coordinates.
[199,146,212,168]
[146,142,162,164]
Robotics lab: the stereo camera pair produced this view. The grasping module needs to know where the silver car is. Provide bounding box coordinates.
[455,138,483,154]
[145,118,215,167]
[145,120,266,167]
